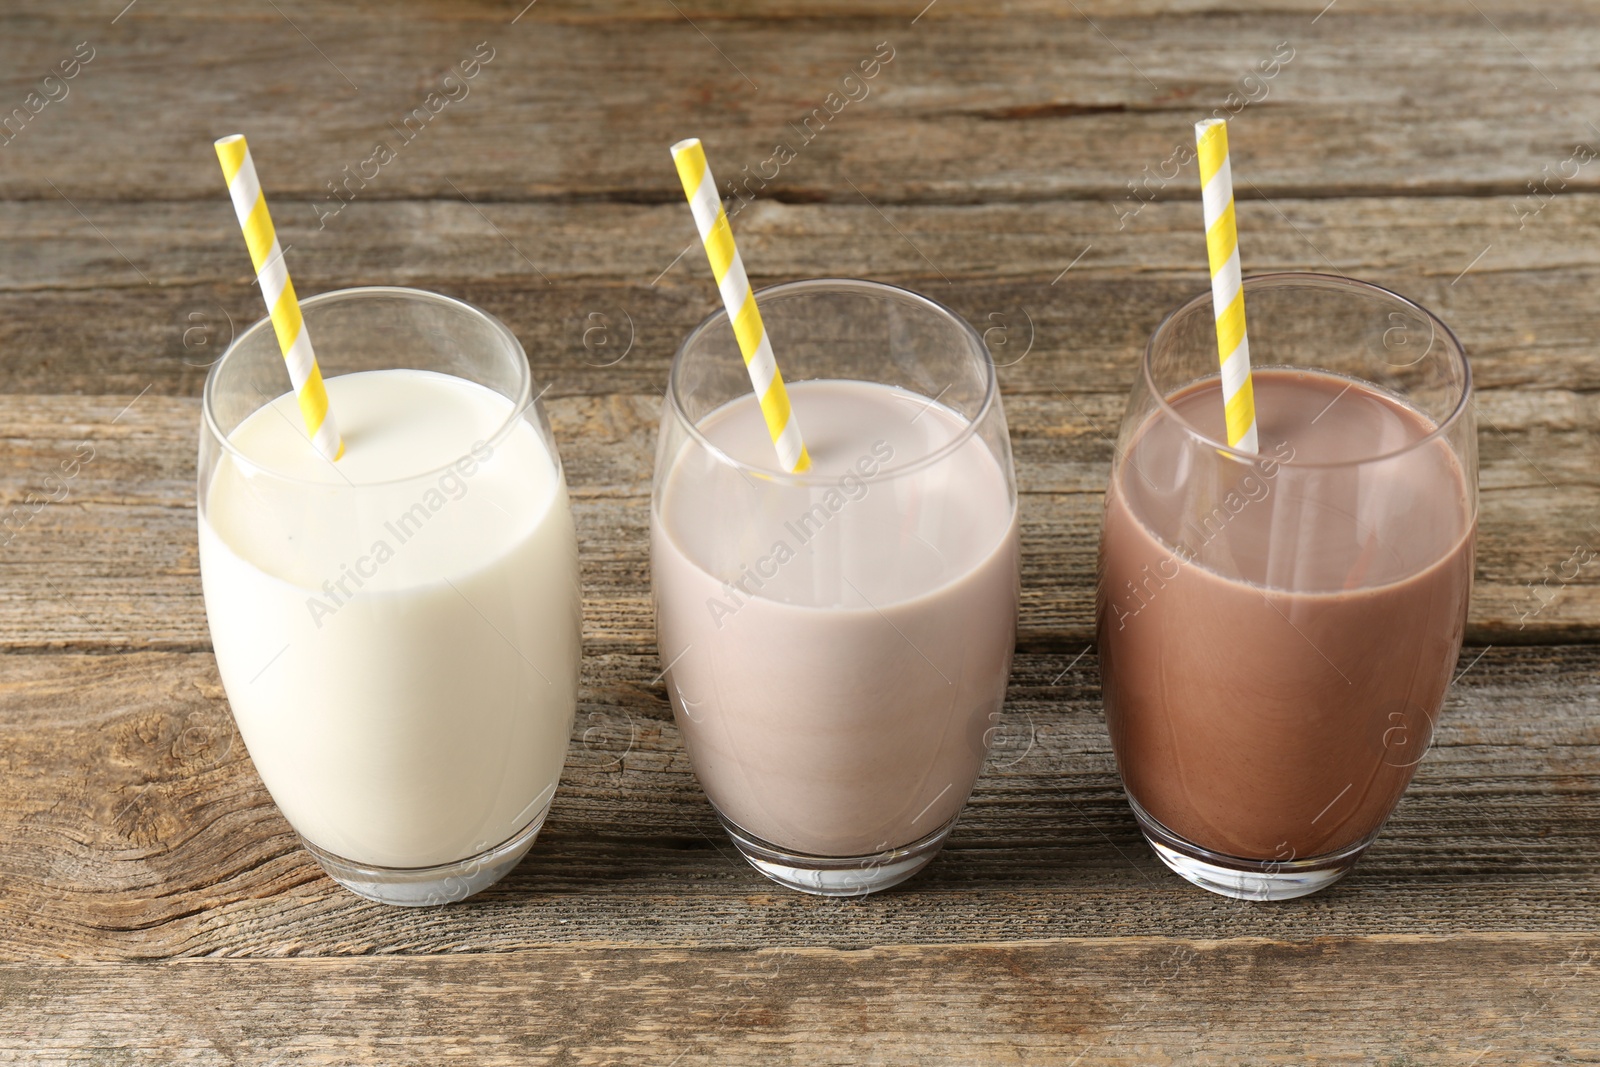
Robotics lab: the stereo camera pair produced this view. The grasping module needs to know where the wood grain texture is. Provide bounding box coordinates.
[2,5,1599,204]
[0,645,1594,962]
[4,0,1576,17]
[4,936,1598,1065]
[4,196,1600,399]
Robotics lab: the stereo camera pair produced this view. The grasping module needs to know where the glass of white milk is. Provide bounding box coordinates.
[198,287,580,905]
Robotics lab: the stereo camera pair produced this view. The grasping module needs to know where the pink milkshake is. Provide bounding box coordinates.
[655,378,1018,858]
[651,278,1020,894]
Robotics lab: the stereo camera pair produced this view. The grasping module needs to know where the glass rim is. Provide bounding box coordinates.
[201,285,537,489]
[665,277,999,485]
[1143,271,1472,469]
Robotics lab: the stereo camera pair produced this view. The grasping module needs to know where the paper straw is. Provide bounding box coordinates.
[214,134,343,462]
[1194,119,1259,453]
[670,137,811,473]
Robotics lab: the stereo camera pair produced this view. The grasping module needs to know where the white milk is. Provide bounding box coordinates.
[199,369,580,869]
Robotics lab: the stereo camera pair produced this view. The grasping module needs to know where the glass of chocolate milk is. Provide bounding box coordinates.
[652,279,1020,896]
[1098,272,1476,900]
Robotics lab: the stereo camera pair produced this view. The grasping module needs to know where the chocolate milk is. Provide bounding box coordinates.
[653,379,1019,857]
[1099,369,1474,861]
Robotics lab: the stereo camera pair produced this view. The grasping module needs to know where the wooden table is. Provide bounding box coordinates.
[3,1,1598,1062]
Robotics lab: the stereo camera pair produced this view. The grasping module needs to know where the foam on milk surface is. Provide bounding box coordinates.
[206,369,561,593]
[659,379,1013,610]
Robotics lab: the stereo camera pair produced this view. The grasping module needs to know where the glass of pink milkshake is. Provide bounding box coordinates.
[1098,273,1476,900]
[652,279,1020,896]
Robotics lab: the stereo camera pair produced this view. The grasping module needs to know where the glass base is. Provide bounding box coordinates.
[716,810,958,897]
[300,800,553,907]
[1127,794,1375,901]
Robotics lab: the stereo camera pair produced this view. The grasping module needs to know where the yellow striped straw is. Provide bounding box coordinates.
[670,137,810,473]
[1195,119,1259,453]
[214,134,343,462]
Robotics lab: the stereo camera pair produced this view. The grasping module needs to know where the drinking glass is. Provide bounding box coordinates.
[1098,272,1476,900]
[198,287,580,905]
[652,278,1020,896]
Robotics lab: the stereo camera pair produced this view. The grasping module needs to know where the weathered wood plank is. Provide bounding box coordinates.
[3,265,1595,427]
[0,197,1593,403]
[2,388,1596,649]
[9,197,1595,293]
[3,936,1597,1065]
[3,8,1600,203]
[0,645,1594,961]
[12,0,1583,19]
